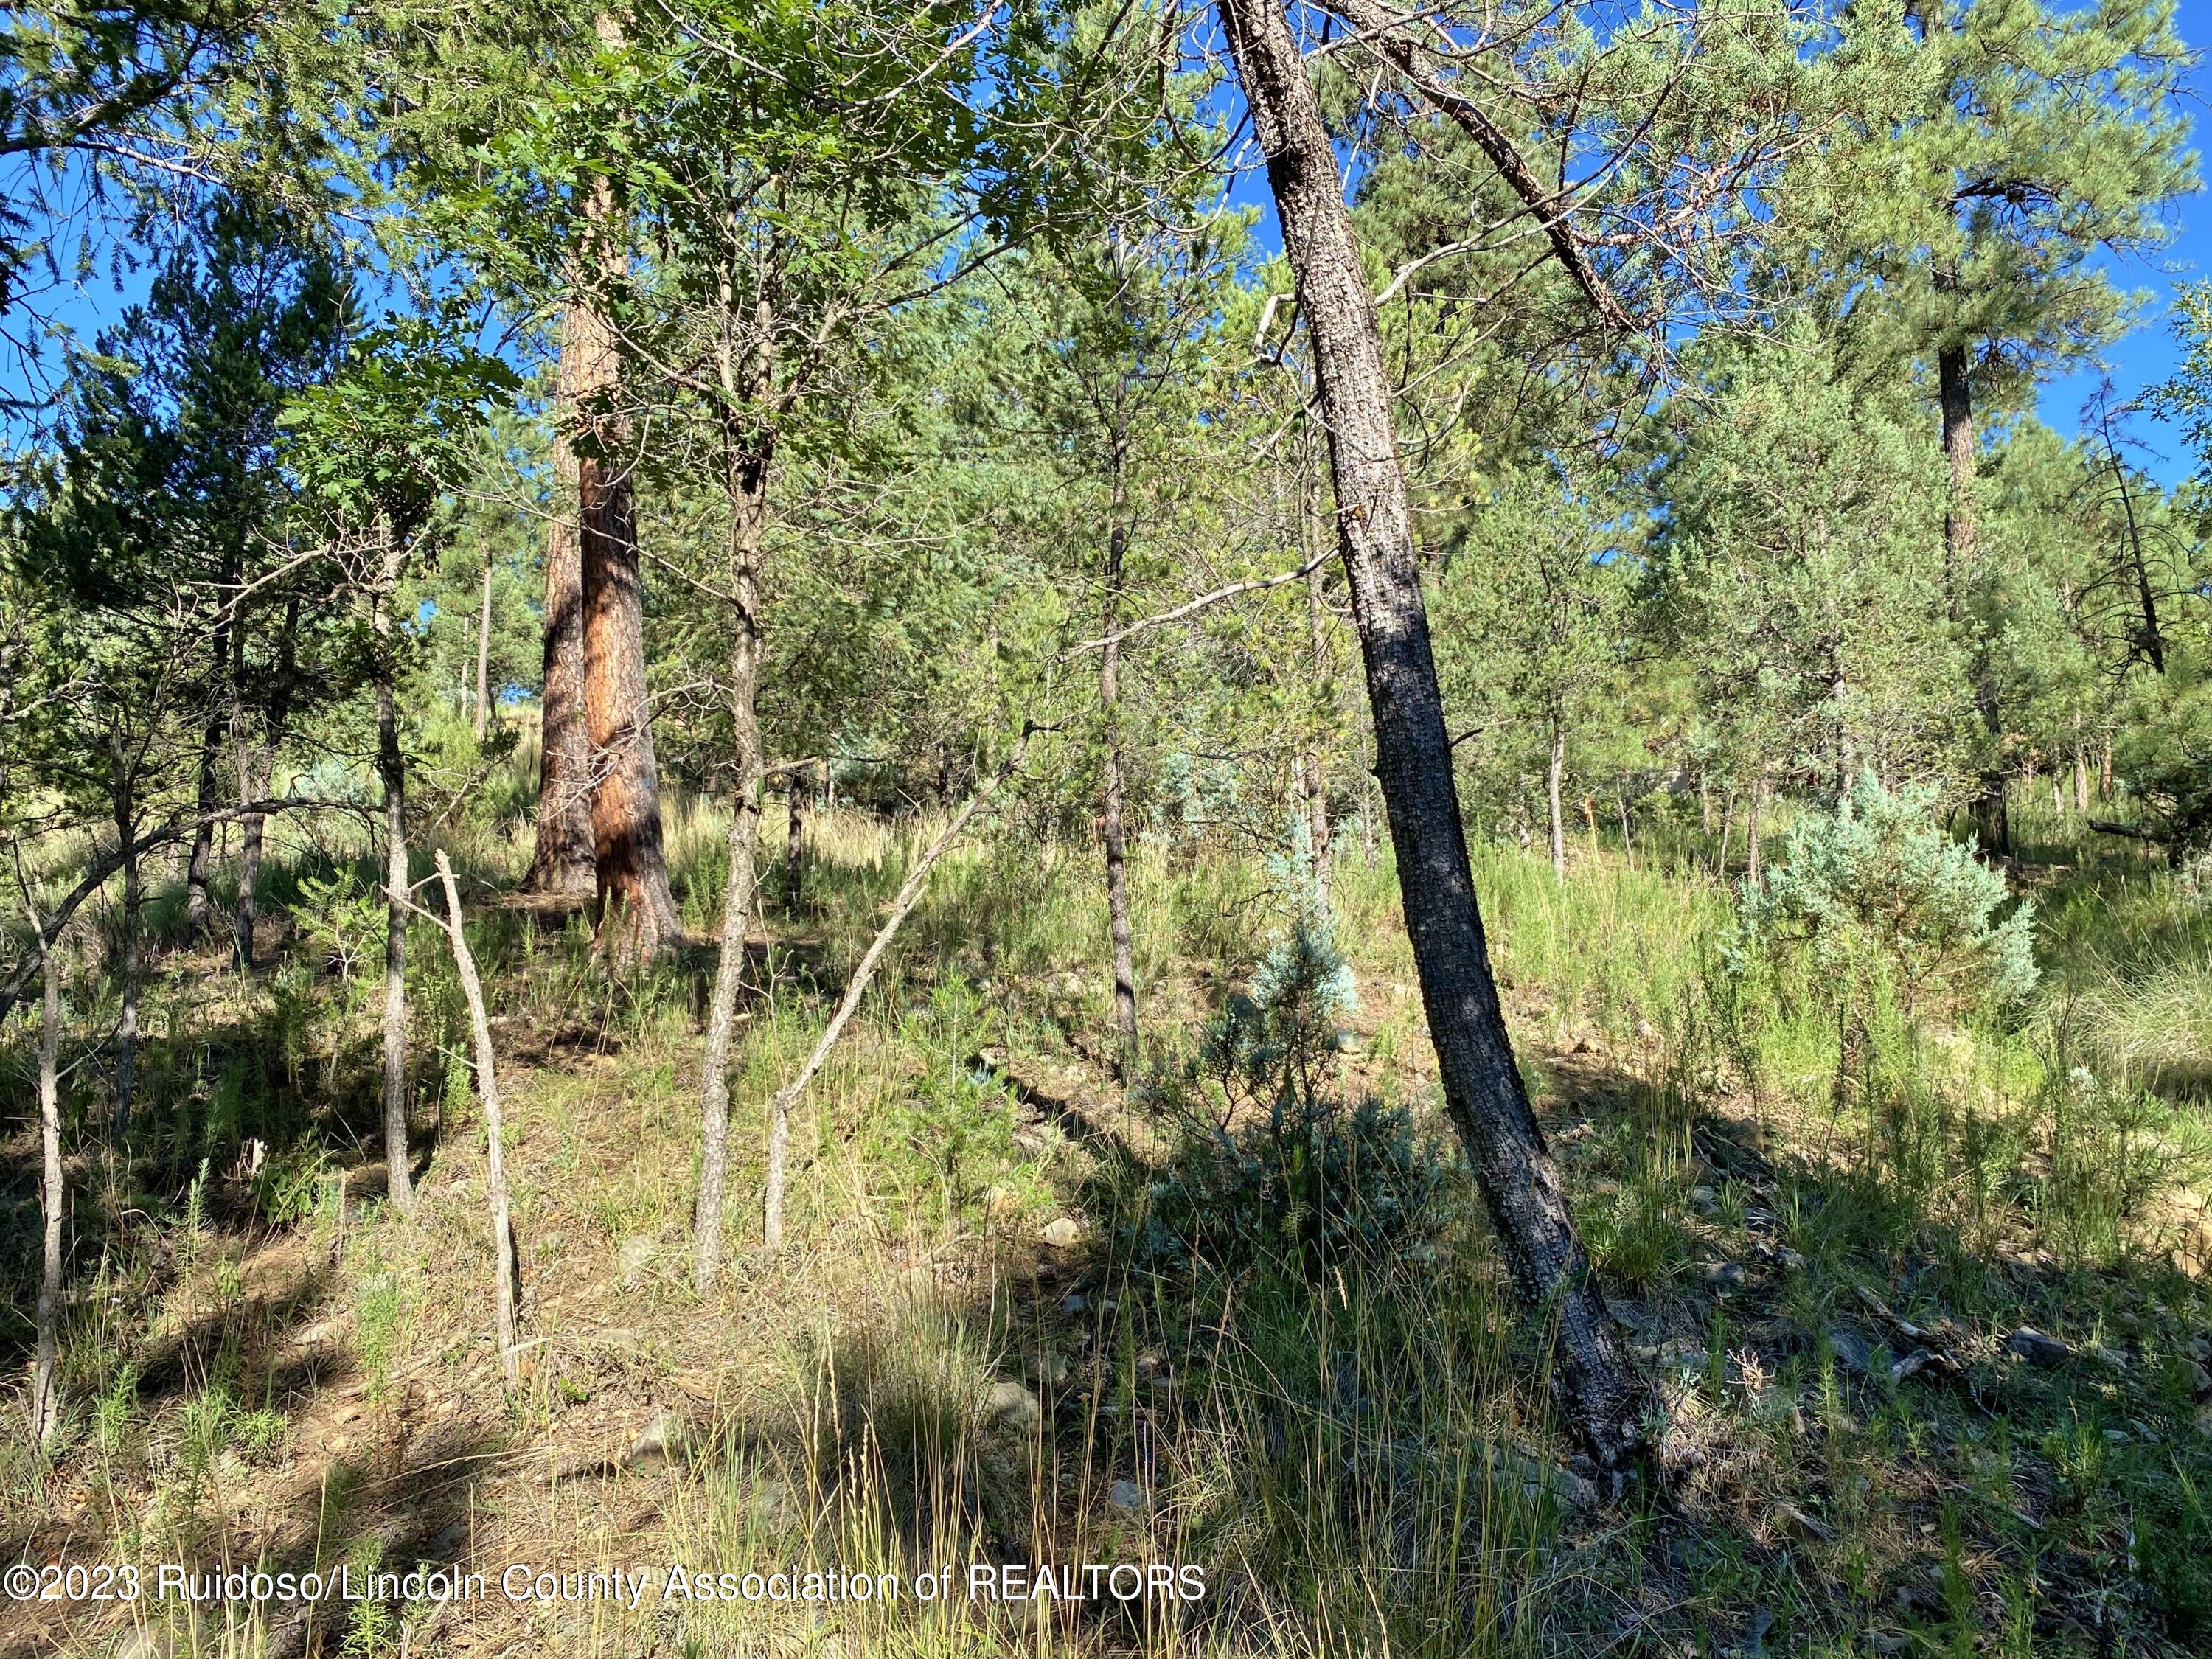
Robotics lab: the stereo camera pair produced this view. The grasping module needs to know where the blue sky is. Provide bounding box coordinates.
[2022,0,2212,482]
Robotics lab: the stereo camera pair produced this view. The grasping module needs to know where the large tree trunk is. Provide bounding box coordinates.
[575,303,677,960]
[526,307,599,898]
[373,538,416,1218]
[1546,701,1568,880]
[1939,342,2009,860]
[1216,0,1641,1471]
[29,925,63,1449]
[1101,495,1140,1076]
[693,414,771,1292]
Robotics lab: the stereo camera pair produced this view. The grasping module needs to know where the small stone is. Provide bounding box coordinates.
[2180,1358,2211,1398]
[1060,1291,1088,1316]
[1329,1029,1364,1054]
[1704,1262,1747,1290]
[1041,1352,1071,1388]
[748,1478,794,1528]
[1776,1247,1807,1271]
[984,1380,1042,1433]
[1635,1018,1659,1044]
[2187,1335,2211,1363]
[2090,1345,2129,1370]
[1688,1186,1718,1212]
[1106,1479,1144,1513]
[1040,1217,1083,1250]
[981,1185,1019,1220]
[628,1409,692,1464]
[616,1236,656,1285]
[2007,1327,2072,1369]
[1772,1501,1834,1541]
[115,1627,173,1659]
[1826,1329,1871,1378]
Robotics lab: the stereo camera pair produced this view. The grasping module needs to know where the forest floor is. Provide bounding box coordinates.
[3,794,2211,1659]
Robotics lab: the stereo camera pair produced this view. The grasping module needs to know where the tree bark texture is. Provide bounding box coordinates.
[693,424,771,1292]
[373,539,416,1217]
[1101,499,1141,1076]
[29,925,63,1448]
[527,307,599,898]
[235,595,300,973]
[785,766,809,910]
[1216,0,1642,1471]
[434,852,521,1383]
[1302,479,1333,913]
[574,123,683,965]
[184,554,243,939]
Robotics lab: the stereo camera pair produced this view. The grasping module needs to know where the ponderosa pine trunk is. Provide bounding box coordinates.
[575,43,683,967]
[1216,0,1641,1471]
[373,535,415,1217]
[29,923,62,1448]
[694,401,771,1291]
[1100,475,1140,1075]
[1746,777,1765,891]
[1940,341,2009,859]
[526,306,598,898]
[184,554,243,939]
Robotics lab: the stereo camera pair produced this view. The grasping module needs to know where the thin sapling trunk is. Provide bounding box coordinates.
[28,911,63,1449]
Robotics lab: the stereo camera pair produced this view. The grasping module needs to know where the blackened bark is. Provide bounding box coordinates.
[2099,414,2164,675]
[526,306,599,899]
[1217,0,1641,1471]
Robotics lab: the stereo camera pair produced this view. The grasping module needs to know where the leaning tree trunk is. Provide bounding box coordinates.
[1216,0,1641,1470]
[1939,341,2009,860]
[1099,464,1140,1076]
[372,537,415,1217]
[29,922,63,1449]
[694,416,771,1293]
[434,851,521,1383]
[526,306,599,898]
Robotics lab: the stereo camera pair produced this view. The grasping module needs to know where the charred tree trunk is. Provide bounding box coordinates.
[527,307,599,898]
[28,922,62,1448]
[694,390,772,1292]
[1100,476,1140,1076]
[2099,412,2165,675]
[1216,0,1641,1471]
[373,534,415,1217]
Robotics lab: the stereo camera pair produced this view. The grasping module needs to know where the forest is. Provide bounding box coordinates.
[4,0,2212,1652]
